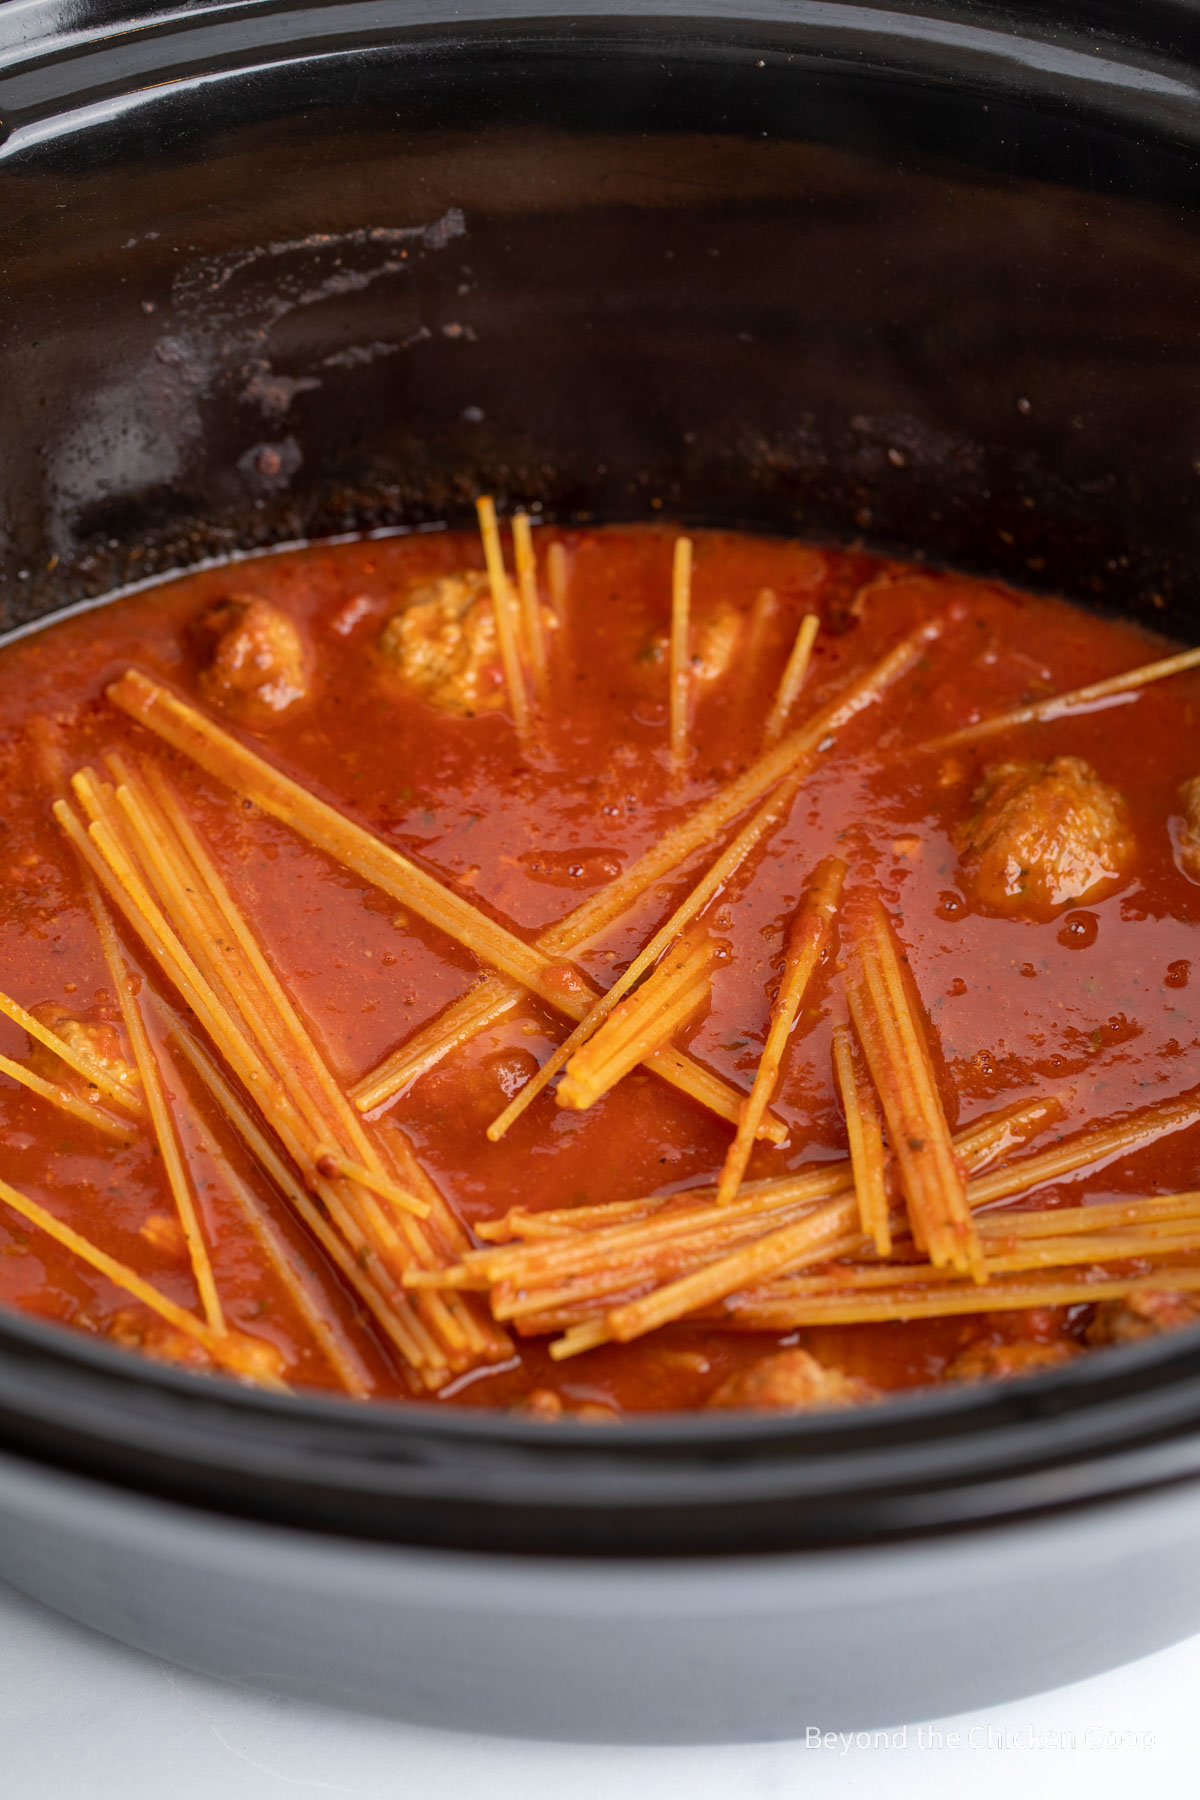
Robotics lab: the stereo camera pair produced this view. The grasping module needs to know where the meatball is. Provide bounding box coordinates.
[514,1388,619,1423]
[955,755,1136,916]
[108,1307,213,1372]
[690,599,743,683]
[1174,775,1200,882]
[1086,1289,1200,1348]
[25,1002,136,1100]
[194,595,312,718]
[378,570,506,716]
[637,599,745,689]
[944,1339,1080,1383]
[107,1308,286,1382]
[707,1347,878,1412]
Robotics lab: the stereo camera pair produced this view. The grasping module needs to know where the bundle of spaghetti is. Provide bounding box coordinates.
[844,890,981,1279]
[705,1173,1200,1332]
[63,768,434,1348]
[427,1162,874,1290]
[130,759,509,1369]
[352,618,945,1111]
[832,1019,890,1256]
[497,1215,868,1333]
[543,1098,1200,1358]
[55,757,502,1386]
[0,987,142,1115]
[522,1208,1200,1351]
[547,1104,1033,1357]
[167,1016,506,1375]
[106,669,759,1136]
[87,875,224,1334]
[923,642,1200,752]
[715,858,846,1204]
[465,1202,867,1328]
[415,1098,1060,1338]
[669,535,693,768]
[485,766,810,1144]
[456,1085,1200,1358]
[762,612,820,745]
[407,1180,857,1312]
[557,930,718,1112]
[0,1172,286,1387]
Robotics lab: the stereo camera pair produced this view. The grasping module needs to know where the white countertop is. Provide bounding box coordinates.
[0,1574,1190,1800]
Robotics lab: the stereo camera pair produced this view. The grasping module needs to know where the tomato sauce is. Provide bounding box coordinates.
[0,524,1197,1411]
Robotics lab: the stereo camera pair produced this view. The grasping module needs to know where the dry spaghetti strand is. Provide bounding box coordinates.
[512,511,548,701]
[845,890,980,1278]
[669,535,693,768]
[558,931,719,1113]
[968,1087,1200,1208]
[924,644,1200,751]
[722,1265,1200,1330]
[979,1191,1200,1240]
[832,1019,891,1256]
[476,495,530,732]
[763,612,820,744]
[310,1152,430,1220]
[716,858,846,1203]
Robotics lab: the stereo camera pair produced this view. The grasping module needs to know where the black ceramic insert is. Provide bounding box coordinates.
[0,2,1197,1569]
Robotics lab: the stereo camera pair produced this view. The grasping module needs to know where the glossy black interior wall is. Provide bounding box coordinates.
[0,4,1198,642]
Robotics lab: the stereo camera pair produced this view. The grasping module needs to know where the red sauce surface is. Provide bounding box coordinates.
[0,525,1198,1410]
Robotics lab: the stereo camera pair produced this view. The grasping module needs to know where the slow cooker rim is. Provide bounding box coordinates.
[3,0,1199,159]
[4,1297,1200,1543]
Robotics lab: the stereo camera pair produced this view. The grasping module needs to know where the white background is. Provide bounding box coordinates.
[0,1576,1192,1800]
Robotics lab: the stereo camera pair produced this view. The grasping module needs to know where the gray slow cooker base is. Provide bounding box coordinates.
[1,1450,1197,1743]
